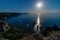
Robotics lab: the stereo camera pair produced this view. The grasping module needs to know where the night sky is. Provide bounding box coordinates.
[0,0,60,13]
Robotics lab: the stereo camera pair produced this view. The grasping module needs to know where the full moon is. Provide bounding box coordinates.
[37,2,43,8]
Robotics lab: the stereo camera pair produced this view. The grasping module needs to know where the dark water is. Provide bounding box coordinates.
[5,13,60,28]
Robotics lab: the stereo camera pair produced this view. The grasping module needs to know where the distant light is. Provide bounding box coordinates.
[36,2,43,8]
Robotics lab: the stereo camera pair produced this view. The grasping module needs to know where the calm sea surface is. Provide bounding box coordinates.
[5,13,60,28]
